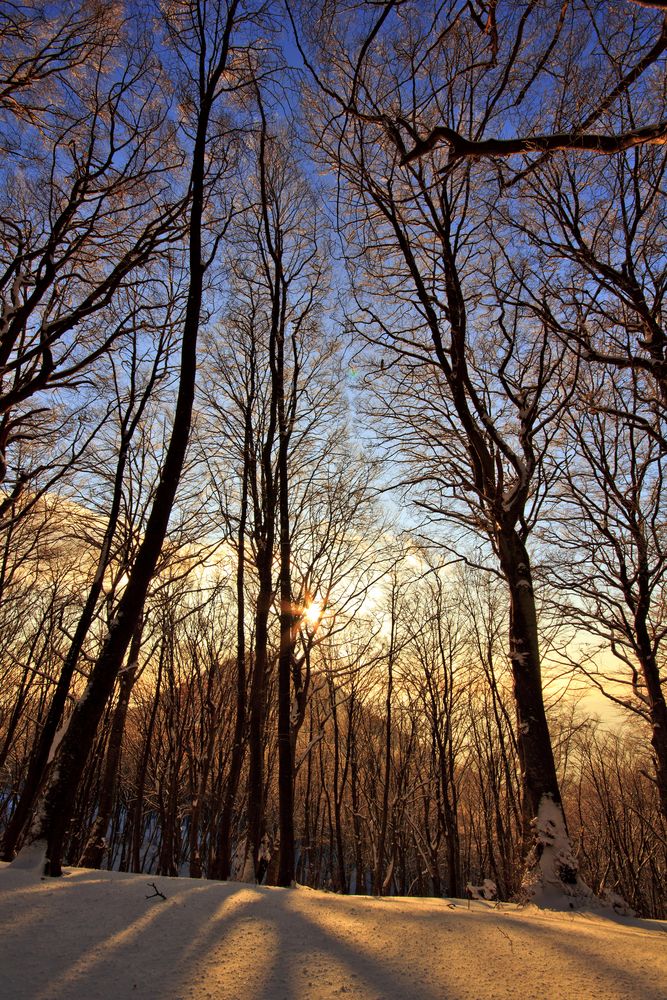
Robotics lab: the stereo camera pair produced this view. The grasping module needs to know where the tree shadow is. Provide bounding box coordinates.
[1,867,665,1000]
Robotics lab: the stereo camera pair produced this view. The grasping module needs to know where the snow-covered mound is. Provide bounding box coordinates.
[1,863,665,999]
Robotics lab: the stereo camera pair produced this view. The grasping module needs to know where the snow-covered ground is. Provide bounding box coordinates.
[1,862,665,1000]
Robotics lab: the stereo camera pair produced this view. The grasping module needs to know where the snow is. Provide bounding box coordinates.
[1,863,666,1000]
[520,795,589,909]
[5,840,47,874]
[466,878,497,901]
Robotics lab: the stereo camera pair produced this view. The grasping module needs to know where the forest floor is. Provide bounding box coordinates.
[1,861,666,1000]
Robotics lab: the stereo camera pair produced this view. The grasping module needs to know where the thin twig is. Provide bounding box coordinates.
[145,882,166,901]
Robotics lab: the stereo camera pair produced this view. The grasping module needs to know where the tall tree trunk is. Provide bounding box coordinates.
[496,526,577,890]
[244,556,272,881]
[440,754,461,898]
[276,327,296,888]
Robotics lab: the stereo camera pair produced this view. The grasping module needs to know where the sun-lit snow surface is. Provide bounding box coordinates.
[1,863,665,1000]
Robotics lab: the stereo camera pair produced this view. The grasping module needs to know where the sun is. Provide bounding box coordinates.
[303,600,323,626]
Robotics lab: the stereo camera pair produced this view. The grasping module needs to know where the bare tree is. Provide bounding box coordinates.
[16,0,257,877]
[402,567,468,898]
[569,723,666,917]
[501,138,667,420]
[1,301,176,861]
[0,3,187,502]
[289,2,667,166]
[304,3,587,900]
[542,365,667,821]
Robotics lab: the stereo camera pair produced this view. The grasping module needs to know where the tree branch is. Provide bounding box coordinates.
[400,119,667,165]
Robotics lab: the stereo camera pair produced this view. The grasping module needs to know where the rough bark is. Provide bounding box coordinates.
[244,555,273,880]
[496,527,563,845]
